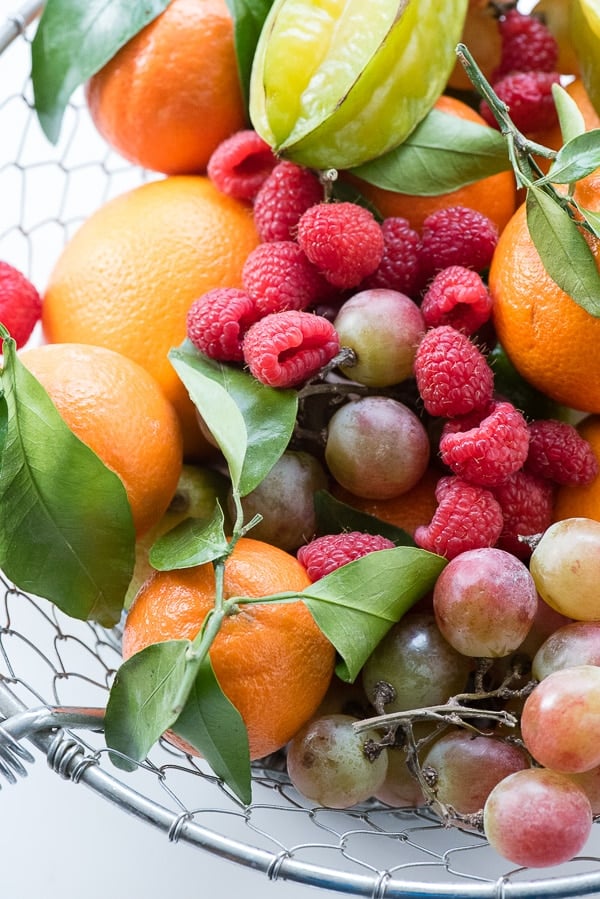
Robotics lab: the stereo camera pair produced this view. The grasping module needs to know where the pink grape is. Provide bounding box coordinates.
[532,620,600,681]
[570,765,600,815]
[529,517,600,620]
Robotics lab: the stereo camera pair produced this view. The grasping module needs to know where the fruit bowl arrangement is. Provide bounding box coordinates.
[3,0,600,896]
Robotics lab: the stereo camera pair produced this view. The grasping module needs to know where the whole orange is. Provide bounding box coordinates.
[353,95,517,234]
[123,537,336,760]
[553,416,600,523]
[41,176,260,459]
[85,0,246,175]
[19,343,183,537]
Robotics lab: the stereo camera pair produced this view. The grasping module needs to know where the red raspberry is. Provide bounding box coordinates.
[492,470,554,560]
[0,261,42,348]
[480,71,560,134]
[419,206,499,281]
[207,130,277,201]
[414,476,504,560]
[297,202,384,289]
[493,9,559,81]
[252,161,323,242]
[414,325,494,418]
[187,287,259,362]
[361,216,423,298]
[525,419,600,486]
[420,265,493,336]
[242,241,330,316]
[243,310,340,388]
[439,400,530,487]
[297,531,395,582]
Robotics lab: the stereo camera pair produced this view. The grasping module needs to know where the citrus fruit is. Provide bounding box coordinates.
[19,343,183,537]
[41,176,260,459]
[533,0,580,76]
[354,95,517,234]
[447,0,502,91]
[122,536,336,760]
[85,0,246,175]
[553,416,600,523]
[249,0,468,169]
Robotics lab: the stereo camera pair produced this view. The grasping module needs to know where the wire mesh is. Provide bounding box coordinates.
[2,5,600,897]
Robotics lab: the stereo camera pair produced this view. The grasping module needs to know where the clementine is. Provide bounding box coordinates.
[19,343,183,537]
[123,537,336,760]
[41,176,260,459]
[553,416,600,523]
[85,0,246,175]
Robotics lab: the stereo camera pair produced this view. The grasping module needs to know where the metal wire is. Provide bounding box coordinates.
[1,5,600,897]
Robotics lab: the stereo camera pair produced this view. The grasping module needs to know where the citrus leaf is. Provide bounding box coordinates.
[149,504,229,571]
[302,546,446,682]
[552,82,586,144]
[31,0,171,143]
[348,108,511,197]
[171,656,252,805]
[540,130,600,185]
[526,185,600,317]
[314,490,414,546]
[0,335,134,627]
[225,0,274,112]
[577,205,600,239]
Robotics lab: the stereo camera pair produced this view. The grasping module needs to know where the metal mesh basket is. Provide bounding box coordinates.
[2,4,600,896]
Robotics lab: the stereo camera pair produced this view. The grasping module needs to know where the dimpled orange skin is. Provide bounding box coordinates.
[123,537,336,760]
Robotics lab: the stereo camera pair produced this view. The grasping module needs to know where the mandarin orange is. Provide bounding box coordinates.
[553,416,600,523]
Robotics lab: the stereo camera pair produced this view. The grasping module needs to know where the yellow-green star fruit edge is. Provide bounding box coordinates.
[570,0,600,117]
[249,0,469,170]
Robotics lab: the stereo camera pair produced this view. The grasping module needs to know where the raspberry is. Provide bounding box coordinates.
[297,531,394,582]
[297,202,384,289]
[186,287,259,362]
[493,9,559,81]
[420,265,493,336]
[207,130,277,201]
[0,261,42,348]
[413,325,494,418]
[243,310,340,388]
[361,216,423,298]
[252,161,323,242]
[525,419,600,486]
[414,476,504,560]
[492,470,554,559]
[419,206,499,282]
[480,71,560,134]
[439,400,530,487]
[242,241,330,316]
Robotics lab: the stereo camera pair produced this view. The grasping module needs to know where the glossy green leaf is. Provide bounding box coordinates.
[541,130,600,185]
[225,0,274,111]
[552,82,586,145]
[314,490,414,546]
[349,108,511,197]
[526,185,600,317]
[149,504,229,571]
[302,547,446,682]
[0,336,134,627]
[578,205,600,239]
[31,0,171,143]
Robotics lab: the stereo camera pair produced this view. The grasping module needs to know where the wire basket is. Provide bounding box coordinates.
[2,4,600,897]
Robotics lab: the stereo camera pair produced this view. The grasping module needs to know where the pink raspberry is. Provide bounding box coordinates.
[297,202,384,289]
[297,531,395,582]
[252,161,323,242]
[414,476,504,560]
[186,287,259,362]
[480,71,560,134]
[0,261,42,347]
[361,216,423,298]
[207,130,277,201]
[419,206,499,281]
[413,325,494,418]
[525,419,599,486]
[493,9,559,81]
[492,470,554,560]
[243,310,340,388]
[242,241,330,316]
[420,265,493,336]
[439,400,530,487]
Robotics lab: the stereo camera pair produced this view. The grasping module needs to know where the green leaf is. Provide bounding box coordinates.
[348,108,511,197]
[541,130,600,185]
[314,490,414,546]
[169,341,297,496]
[552,82,586,145]
[302,546,446,682]
[225,0,274,112]
[578,205,600,239]
[0,337,134,627]
[149,504,229,571]
[31,0,171,143]
[526,185,600,317]
[171,656,252,804]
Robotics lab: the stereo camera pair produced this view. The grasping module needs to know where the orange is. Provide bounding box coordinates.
[123,537,336,759]
[528,78,600,175]
[446,0,502,92]
[553,416,600,523]
[85,0,246,175]
[19,343,183,537]
[41,176,260,460]
[353,95,517,234]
